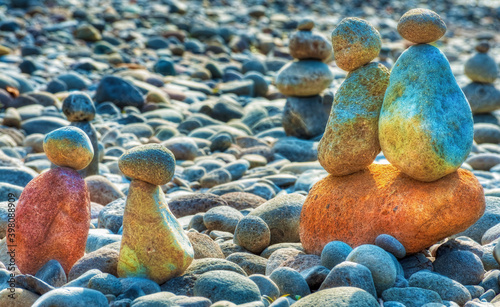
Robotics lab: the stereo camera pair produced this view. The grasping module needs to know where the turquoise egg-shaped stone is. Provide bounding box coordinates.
[379,44,473,182]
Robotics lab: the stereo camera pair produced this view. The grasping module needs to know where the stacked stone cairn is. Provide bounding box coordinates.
[16,126,94,275]
[117,144,194,284]
[462,41,500,114]
[276,18,334,139]
[62,91,99,177]
[300,8,486,266]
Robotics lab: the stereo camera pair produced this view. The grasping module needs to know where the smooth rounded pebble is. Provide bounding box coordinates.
[433,250,485,285]
[319,261,377,298]
[409,270,471,305]
[203,206,244,233]
[292,287,379,307]
[248,193,305,244]
[375,234,406,259]
[62,91,96,122]
[397,8,446,43]
[248,274,280,299]
[43,126,94,170]
[331,17,381,71]
[275,60,333,96]
[320,241,353,270]
[193,270,261,304]
[345,244,397,295]
[269,267,311,298]
[118,144,176,186]
[464,52,498,83]
[234,215,271,254]
[32,287,108,307]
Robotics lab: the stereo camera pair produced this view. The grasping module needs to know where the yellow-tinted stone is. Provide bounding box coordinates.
[331,18,381,72]
[43,126,94,170]
[318,62,390,176]
[119,144,176,186]
[118,179,194,284]
[397,8,446,44]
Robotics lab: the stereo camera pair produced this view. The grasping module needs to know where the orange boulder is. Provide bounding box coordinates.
[300,163,485,255]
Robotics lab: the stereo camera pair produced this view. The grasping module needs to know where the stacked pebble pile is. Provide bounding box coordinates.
[462,41,500,114]
[276,19,334,139]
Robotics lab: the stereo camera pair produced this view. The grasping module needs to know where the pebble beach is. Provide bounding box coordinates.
[1,0,500,306]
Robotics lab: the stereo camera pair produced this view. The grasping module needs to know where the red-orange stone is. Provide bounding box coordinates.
[300,164,485,255]
[16,167,90,275]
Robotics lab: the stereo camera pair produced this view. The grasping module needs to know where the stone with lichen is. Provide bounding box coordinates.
[118,144,176,186]
[379,44,473,182]
[318,62,390,176]
[331,18,381,72]
[43,126,94,171]
[397,8,446,44]
[117,144,193,284]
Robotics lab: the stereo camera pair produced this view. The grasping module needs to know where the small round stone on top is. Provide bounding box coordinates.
[397,8,446,44]
[62,91,96,122]
[119,144,176,186]
[476,41,490,53]
[43,126,94,170]
[331,17,382,72]
[297,18,314,31]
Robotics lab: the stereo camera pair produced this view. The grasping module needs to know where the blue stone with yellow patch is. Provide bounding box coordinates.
[379,44,473,182]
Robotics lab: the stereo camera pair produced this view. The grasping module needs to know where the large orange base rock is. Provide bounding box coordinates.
[300,164,485,255]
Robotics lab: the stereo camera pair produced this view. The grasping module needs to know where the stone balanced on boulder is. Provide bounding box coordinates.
[300,9,485,255]
[62,91,99,177]
[277,18,334,139]
[462,41,500,114]
[117,144,194,284]
[16,126,94,274]
[318,17,389,176]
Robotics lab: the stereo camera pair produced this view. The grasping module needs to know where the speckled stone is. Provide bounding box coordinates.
[300,164,485,255]
[275,60,333,96]
[289,30,332,61]
[318,62,389,176]
[62,91,96,122]
[118,179,194,284]
[234,215,271,254]
[43,126,94,171]
[331,17,381,72]
[379,44,473,182]
[16,167,91,275]
[397,9,446,44]
[119,144,176,186]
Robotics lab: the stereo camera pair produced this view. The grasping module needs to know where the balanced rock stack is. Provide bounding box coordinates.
[62,91,99,177]
[462,41,500,114]
[117,144,194,284]
[301,9,486,255]
[318,17,389,176]
[277,18,334,139]
[16,126,94,274]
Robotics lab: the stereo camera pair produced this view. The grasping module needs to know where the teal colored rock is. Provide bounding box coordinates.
[379,44,473,182]
[318,62,390,176]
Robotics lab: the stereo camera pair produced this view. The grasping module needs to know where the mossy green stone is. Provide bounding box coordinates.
[117,179,194,284]
[119,144,176,186]
[318,62,390,176]
[379,44,473,182]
